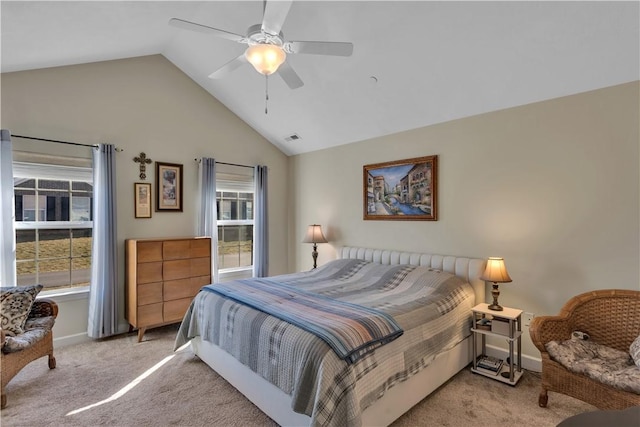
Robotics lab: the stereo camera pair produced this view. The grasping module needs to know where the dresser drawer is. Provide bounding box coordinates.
[163,278,191,301]
[137,241,163,263]
[163,259,191,281]
[190,238,211,258]
[163,298,192,323]
[163,240,191,260]
[137,303,163,327]
[191,257,211,277]
[137,261,163,284]
[165,276,209,302]
[192,275,211,289]
[137,282,162,306]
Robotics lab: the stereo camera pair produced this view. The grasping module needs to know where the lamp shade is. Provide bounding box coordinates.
[481,257,512,283]
[245,43,286,76]
[302,224,328,244]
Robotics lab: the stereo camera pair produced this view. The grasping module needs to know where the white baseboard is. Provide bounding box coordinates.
[485,344,542,372]
[53,321,131,348]
[54,332,90,348]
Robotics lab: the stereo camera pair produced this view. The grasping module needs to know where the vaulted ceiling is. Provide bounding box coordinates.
[2,1,638,156]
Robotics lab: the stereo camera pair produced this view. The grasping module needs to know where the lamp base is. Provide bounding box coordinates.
[488,283,503,311]
[311,243,318,269]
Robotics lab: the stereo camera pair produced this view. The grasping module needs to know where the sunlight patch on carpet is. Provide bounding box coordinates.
[66,343,190,416]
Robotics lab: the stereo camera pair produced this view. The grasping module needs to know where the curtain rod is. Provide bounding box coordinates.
[194,158,254,169]
[13,134,123,151]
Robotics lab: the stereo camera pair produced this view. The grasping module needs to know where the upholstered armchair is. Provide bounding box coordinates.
[530,289,640,410]
[1,295,58,408]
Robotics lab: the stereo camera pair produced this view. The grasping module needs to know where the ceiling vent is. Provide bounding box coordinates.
[284,133,302,142]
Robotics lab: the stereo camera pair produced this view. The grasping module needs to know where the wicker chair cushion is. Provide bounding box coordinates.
[546,339,640,394]
[24,315,55,331]
[630,335,640,368]
[0,284,43,336]
[1,316,55,354]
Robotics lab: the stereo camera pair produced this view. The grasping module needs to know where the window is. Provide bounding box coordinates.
[216,172,254,275]
[13,158,93,293]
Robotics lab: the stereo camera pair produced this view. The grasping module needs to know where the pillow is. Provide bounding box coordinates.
[630,334,640,368]
[0,284,43,336]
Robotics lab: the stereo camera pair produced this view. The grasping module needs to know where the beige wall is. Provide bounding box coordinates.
[3,55,638,362]
[1,55,290,344]
[290,81,640,361]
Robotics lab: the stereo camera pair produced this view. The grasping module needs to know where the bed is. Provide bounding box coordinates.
[175,246,486,427]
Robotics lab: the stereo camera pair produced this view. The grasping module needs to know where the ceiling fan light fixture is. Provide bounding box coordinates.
[245,43,286,75]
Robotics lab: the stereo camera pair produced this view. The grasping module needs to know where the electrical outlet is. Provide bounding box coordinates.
[523,312,535,327]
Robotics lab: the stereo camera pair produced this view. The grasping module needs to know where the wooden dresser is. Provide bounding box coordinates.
[125,237,212,342]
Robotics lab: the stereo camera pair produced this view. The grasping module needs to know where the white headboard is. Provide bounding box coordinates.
[338,246,487,304]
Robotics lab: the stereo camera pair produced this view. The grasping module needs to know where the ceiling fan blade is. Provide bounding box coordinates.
[277,61,304,89]
[286,41,354,57]
[261,0,292,35]
[208,54,248,79]
[169,18,245,43]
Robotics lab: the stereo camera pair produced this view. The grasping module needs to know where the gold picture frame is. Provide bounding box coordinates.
[134,182,152,218]
[363,155,438,221]
[155,162,183,212]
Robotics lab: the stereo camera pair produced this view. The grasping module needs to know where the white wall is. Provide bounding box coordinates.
[1,55,290,344]
[290,81,640,361]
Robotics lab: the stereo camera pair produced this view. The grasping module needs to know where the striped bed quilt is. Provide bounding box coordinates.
[175,258,475,427]
[200,278,403,364]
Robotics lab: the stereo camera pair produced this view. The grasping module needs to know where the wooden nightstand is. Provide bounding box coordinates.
[471,303,523,385]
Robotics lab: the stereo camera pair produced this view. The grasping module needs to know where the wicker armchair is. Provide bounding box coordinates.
[1,298,58,409]
[530,289,640,410]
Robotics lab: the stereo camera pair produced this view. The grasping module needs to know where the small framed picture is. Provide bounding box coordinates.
[134,182,152,218]
[156,162,183,212]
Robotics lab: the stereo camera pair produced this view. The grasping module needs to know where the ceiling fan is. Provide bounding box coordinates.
[169,0,354,90]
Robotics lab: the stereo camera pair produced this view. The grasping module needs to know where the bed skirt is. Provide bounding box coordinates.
[191,334,475,427]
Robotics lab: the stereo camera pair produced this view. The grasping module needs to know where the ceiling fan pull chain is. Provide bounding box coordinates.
[265,74,269,114]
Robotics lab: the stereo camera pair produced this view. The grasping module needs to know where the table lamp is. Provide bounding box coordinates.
[481,257,512,311]
[302,224,328,269]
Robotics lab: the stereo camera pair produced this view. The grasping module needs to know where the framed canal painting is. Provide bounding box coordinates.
[363,155,438,221]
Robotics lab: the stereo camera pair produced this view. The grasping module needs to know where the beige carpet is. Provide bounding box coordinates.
[1,325,596,427]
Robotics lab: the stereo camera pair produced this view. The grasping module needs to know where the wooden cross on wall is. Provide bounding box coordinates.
[133,152,153,180]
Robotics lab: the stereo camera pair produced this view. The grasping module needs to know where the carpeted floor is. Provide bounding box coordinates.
[1,324,596,427]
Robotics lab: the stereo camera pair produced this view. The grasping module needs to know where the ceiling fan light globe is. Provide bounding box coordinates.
[245,44,286,75]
